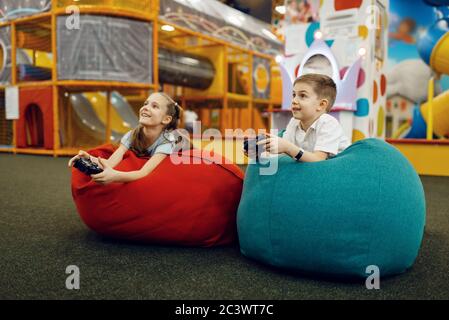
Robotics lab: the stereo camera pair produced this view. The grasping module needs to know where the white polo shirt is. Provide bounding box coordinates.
[282,113,350,156]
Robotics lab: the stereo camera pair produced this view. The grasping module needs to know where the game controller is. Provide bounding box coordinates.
[73,157,103,175]
[243,134,266,160]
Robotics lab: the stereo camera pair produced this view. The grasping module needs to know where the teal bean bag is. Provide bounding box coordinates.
[237,139,426,278]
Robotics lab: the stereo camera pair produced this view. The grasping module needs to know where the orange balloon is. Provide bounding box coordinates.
[373,80,378,104]
[380,74,386,96]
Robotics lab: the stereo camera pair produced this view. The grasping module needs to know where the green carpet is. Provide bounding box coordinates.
[0,153,448,299]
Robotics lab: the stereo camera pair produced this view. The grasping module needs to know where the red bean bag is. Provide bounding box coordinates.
[71,144,244,247]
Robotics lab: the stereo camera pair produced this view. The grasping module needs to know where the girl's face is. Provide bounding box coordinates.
[138,93,172,128]
[291,82,325,122]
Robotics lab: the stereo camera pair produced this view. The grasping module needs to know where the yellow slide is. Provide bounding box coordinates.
[421,90,449,137]
[23,49,52,69]
[420,31,449,138]
[23,50,134,136]
[83,93,132,134]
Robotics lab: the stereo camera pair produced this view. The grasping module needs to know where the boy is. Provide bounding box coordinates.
[257,73,350,162]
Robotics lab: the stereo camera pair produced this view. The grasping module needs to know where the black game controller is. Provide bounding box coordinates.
[73,157,103,175]
[243,134,266,160]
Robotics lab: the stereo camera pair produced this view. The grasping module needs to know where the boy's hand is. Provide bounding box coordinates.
[257,133,293,155]
[68,150,91,168]
[91,157,118,185]
[243,148,258,159]
[243,136,259,160]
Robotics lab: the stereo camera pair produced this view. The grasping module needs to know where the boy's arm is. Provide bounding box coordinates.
[284,143,328,162]
[261,133,328,162]
[281,117,344,162]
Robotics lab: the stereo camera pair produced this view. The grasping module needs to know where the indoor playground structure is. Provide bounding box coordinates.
[0,1,448,169]
[274,0,449,176]
[2,0,446,175]
[0,0,282,162]
[391,0,449,141]
[275,0,389,143]
[386,0,449,176]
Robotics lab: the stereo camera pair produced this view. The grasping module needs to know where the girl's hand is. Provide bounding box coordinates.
[68,150,91,168]
[89,156,103,169]
[257,133,292,155]
[91,157,118,185]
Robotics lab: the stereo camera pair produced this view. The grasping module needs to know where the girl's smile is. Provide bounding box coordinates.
[140,111,151,118]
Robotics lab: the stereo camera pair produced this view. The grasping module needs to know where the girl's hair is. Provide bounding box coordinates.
[159,92,182,131]
[129,92,191,156]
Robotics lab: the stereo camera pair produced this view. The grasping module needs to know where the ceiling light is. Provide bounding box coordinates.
[275,5,286,15]
[161,25,175,32]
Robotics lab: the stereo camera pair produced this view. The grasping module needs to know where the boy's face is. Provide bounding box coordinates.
[291,82,326,122]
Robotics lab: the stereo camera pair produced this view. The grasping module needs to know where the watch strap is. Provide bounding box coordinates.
[295,148,304,161]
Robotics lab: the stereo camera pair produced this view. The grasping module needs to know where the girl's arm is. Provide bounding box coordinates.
[114,154,167,182]
[91,153,167,184]
[68,144,127,168]
[99,144,128,168]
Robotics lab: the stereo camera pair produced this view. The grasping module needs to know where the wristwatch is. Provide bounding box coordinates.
[294,148,304,161]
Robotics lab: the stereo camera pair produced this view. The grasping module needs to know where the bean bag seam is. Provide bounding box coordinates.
[268,160,280,265]
[364,144,383,275]
[184,152,244,180]
[113,145,244,181]
[151,148,243,180]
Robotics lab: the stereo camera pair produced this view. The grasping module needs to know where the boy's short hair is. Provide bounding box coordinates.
[293,73,337,112]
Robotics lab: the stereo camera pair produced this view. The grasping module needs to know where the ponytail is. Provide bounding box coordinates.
[159,92,194,151]
[129,124,148,157]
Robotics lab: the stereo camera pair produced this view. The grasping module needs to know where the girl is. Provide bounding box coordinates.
[68,92,186,184]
